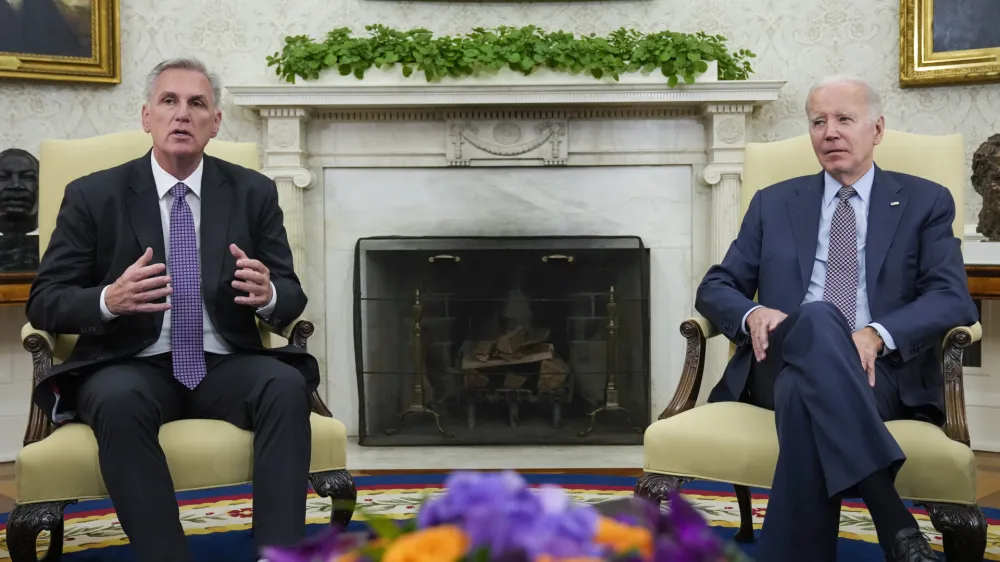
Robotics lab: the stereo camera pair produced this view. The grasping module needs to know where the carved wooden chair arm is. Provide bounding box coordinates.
[21,323,59,447]
[259,317,331,417]
[659,316,719,419]
[940,322,981,447]
[259,317,315,349]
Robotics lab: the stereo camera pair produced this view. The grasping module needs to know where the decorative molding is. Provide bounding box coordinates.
[702,163,744,186]
[260,108,312,119]
[446,119,568,166]
[261,166,316,189]
[700,103,756,114]
[311,107,700,122]
[227,80,786,110]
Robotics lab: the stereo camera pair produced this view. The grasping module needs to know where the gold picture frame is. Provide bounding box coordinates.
[0,0,120,84]
[899,0,1000,87]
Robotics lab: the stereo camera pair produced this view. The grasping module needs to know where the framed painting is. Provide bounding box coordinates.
[0,0,120,84]
[900,0,1000,87]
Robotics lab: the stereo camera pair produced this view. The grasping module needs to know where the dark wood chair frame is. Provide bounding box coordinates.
[5,319,357,562]
[633,318,988,562]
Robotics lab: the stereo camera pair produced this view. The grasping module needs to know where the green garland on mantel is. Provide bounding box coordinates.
[265,24,756,87]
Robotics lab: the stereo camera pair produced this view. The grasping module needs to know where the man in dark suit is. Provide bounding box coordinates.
[696,75,978,561]
[26,58,319,562]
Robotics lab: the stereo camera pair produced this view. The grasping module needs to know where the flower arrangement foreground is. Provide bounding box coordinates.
[263,471,753,562]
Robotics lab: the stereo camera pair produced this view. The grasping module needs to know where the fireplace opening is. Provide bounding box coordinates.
[353,236,651,446]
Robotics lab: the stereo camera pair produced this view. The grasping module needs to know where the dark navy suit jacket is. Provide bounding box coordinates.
[696,164,978,422]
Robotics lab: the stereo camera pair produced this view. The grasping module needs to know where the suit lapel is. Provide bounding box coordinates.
[865,165,906,303]
[200,157,233,300]
[126,152,167,269]
[126,152,167,327]
[788,172,824,295]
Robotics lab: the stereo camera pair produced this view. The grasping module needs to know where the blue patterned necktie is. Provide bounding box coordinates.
[823,185,859,326]
[169,182,206,389]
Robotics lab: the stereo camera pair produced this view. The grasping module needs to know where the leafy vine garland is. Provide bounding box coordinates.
[266,24,756,87]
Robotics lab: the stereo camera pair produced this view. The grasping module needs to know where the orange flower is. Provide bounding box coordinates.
[381,525,470,562]
[593,516,653,559]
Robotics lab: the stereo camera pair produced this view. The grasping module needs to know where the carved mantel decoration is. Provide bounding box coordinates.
[228,79,785,279]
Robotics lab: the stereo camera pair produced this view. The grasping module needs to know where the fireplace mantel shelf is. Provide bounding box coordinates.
[226,79,786,109]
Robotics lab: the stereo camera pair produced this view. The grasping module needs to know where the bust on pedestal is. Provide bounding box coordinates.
[0,148,40,274]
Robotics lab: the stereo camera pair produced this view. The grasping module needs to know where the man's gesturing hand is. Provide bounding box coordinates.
[104,247,171,316]
[747,307,788,362]
[853,327,883,387]
[230,244,272,307]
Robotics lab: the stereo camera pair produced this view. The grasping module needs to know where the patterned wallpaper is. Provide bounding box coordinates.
[1,0,998,221]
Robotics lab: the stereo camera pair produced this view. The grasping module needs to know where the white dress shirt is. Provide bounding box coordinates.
[741,163,897,352]
[98,152,277,357]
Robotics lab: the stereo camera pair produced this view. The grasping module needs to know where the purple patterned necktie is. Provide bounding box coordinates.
[823,185,859,327]
[169,182,206,389]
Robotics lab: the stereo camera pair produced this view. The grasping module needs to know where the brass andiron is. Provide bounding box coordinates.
[385,288,455,438]
[578,286,642,438]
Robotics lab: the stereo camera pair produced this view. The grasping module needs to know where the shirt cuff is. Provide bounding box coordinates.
[741,305,763,335]
[868,322,897,356]
[99,285,118,322]
[256,281,278,320]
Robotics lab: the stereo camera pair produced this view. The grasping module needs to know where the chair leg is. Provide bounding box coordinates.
[6,500,75,562]
[633,472,690,507]
[916,501,987,562]
[733,485,756,543]
[309,469,357,530]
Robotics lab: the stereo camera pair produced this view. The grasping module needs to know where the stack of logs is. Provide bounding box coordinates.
[460,325,570,429]
[461,326,568,392]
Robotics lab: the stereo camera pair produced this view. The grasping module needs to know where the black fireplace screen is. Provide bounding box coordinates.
[353,236,651,446]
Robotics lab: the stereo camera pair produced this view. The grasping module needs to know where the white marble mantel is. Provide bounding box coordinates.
[227,73,786,436]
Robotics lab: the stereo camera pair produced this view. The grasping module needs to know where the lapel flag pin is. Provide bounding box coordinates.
[890,201,900,206]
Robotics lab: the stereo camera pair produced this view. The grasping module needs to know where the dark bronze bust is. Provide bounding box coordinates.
[972,134,1000,242]
[0,148,40,235]
[0,148,40,273]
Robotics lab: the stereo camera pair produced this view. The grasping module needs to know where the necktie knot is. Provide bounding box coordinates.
[838,185,856,202]
[171,182,189,199]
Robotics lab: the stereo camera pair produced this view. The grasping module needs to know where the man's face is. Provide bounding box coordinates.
[807,82,884,184]
[0,152,38,222]
[141,68,221,162]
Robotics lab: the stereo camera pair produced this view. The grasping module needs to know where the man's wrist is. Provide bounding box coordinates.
[864,326,884,352]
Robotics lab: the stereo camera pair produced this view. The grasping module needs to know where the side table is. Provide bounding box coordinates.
[0,273,34,307]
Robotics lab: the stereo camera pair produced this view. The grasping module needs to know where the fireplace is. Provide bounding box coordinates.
[354,236,650,446]
[227,76,785,440]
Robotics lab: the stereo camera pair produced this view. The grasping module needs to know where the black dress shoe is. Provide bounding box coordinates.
[888,528,939,561]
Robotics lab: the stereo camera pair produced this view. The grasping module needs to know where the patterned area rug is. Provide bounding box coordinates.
[0,473,998,561]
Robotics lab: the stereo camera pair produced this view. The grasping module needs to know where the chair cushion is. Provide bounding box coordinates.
[643,402,978,505]
[15,413,348,504]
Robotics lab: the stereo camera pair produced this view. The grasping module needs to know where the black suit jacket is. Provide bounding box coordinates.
[26,151,319,423]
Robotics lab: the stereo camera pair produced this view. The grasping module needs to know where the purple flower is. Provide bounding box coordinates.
[418,471,603,559]
[667,490,723,556]
[259,527,369,562]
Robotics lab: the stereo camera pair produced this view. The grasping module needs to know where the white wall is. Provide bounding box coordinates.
[0,306,35,461]
[1,0,999,456]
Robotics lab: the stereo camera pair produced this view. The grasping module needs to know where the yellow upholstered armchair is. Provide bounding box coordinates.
[6,131,355,562]
[636,130,987,561]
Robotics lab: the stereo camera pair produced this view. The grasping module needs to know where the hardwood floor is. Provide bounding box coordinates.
[2,453,999,515]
